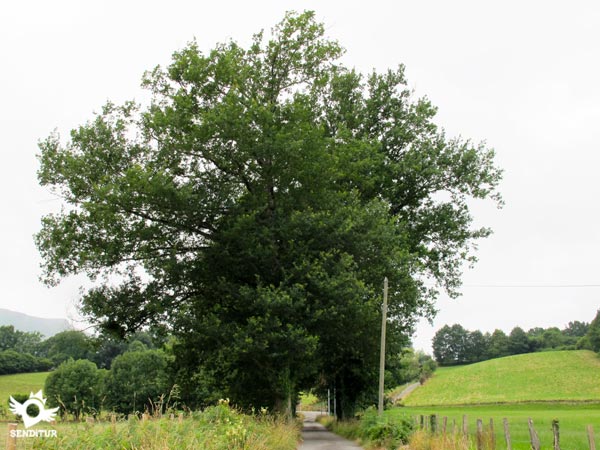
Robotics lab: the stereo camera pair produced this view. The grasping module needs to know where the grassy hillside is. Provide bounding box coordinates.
[0,372,50,408]
[404,350,600,406]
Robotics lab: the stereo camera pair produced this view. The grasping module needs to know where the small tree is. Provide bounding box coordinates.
[508,326,530,355]
[104,349,170,414]
[466,330,490,363]
[487,329,510,359]
[44,359,105,419]
[432,324,470,365]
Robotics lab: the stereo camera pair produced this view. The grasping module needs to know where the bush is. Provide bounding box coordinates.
[327,407,413,450]
[359,407,412,448]
[44,358,105,419]
[0,350,52,374]
[104,349,170,414]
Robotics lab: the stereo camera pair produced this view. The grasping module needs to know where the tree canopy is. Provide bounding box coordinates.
[36,11,502,416]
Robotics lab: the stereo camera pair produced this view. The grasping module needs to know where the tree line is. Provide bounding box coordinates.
[0,325,161,374]
[432,311,600,366]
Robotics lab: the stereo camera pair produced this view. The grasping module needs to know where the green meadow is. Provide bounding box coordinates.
[388,403,600,450]
[0,372,50,407]
[384,350,600,449]
[404,350,600,406]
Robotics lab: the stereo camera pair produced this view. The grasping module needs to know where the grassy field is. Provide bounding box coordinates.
[0,372,50,409]
[388,403,600,449]
[403,350,600,406]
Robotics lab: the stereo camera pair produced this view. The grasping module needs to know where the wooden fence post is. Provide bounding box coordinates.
[178,413,184,424]
[463,415,468,436]
[588,425,596,450]
[503,418,512,450]
[442,416,448,435]
[111,414,117,433]
[420,415,424,430]
[528,418,541,450]
[7,423,17,450]
[552,419,560,450]
[430,415,437,434]
[476,419,484,450]
[489,418,496,450]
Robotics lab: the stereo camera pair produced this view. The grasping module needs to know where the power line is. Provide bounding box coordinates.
[461,284,600,288]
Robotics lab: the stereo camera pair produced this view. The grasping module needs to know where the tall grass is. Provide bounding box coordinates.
[3,403,300,450]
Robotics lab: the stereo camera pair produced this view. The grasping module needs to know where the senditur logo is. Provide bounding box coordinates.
[9,390,59,428]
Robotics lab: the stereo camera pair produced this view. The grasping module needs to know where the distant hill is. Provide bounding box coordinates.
[403,350,600,406]
[0,308,71,337]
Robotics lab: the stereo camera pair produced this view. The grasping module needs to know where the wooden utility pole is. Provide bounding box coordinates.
[378,277,388,415]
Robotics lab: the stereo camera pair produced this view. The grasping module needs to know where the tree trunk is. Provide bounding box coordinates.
[273,368,295,419]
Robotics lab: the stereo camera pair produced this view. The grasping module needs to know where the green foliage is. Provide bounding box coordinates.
[0,350,52,374]
[104,349,170,414]
[507,326,529,355]
[328,407,412,449]
[0,326,50,375]
[404,350,600,406]
[432,324,471,365]
[0,325,43,354]
[386,348,437,387]
[432,320,589,366]
[563,320,589,338]
[44,358,105,419]
[39,330,94,366]
[586,310,600,352]
[35,11,502,417]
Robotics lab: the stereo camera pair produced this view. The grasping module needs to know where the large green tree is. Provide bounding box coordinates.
[36,11,501,417]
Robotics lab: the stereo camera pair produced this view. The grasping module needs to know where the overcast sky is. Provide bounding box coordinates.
[1,1,599,352]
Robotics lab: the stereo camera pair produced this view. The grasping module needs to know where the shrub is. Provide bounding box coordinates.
[359,407,412,448]
[0,350,52,374]
[104,349,170,414]
[327,407,413,450]
[44,358,105,419]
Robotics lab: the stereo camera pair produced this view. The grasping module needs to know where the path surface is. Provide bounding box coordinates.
[297,411,364,450]
[391,382,420,403]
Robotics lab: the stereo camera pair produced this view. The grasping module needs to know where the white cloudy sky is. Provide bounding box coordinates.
[1,1,599,352]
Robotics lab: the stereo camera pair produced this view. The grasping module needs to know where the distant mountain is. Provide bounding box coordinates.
[0,308,71,337]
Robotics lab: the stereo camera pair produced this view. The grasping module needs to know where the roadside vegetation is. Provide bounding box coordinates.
[1,401,300,450]
[319,407,413,450]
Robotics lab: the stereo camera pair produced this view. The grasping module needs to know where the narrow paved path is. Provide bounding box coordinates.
[298,411,364,450]
[391,382,420,403]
